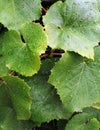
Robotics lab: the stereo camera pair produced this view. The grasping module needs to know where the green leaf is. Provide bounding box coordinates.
[83,107,100,121]
[65,113,100,130]
[24,58,71,124]
[0,56,10,76]
[0,107,33,130]
[49,46,100,112]
[2,30,40,76]
[0,43,2,56]
[0,0,41,30]
[0,80,11,106]
[2,23,47,76]
[20,22,47,55]
[3,76,32,120]
[43,0,100,59]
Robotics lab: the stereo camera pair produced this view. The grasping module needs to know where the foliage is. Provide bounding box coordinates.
[0,0,100,130]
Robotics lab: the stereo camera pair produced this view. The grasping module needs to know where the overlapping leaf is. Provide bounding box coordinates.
[2,23,47,76]
[49,46,100,112]
[0,107,33,130]
[1,76,32,120]
[43,0,100,59]
[65,113,100,130]
[24,58,70,124]
[0,0,41,30]
[20,22,47,55]
[83,107,100,121]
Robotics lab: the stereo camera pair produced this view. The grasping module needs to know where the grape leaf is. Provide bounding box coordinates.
[0,0,41,30]
[2,23,47,76]
[24,58,71,124]
[49,46,100,112]
[0,107,33,130]
[20,22,47,55]
[65,113,100,130]
[2,76,32,120]
[43,0,100,59]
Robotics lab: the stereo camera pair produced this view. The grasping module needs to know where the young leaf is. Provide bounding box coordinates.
[0,0,41,30]
[49,46,100,112]
[43,0,100,59]
[0,107,33,130]
[3,76,32,120]
[2,23,47,76]
[65,113,100,130]
[24,58,71,124]
[20,22,47,55]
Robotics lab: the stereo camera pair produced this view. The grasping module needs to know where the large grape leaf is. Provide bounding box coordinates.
[65,113,100,130]
[43,0,100,59]
[1,76,32,120]
[0,0,41,30]
[2,23,47,76]
[24,58,71,124]
[0,107,33,130]
[49,46,100,112]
